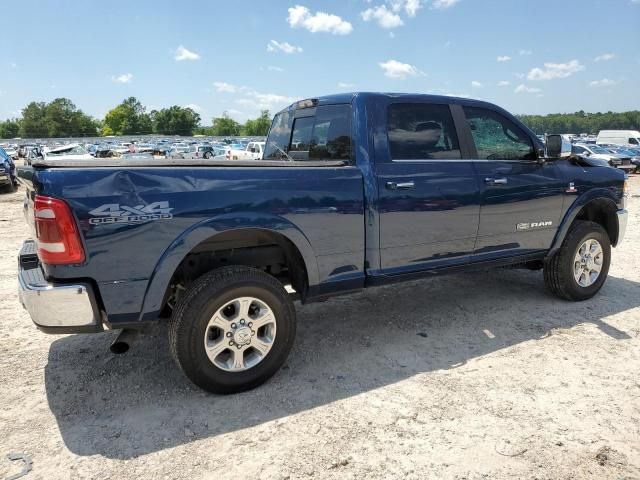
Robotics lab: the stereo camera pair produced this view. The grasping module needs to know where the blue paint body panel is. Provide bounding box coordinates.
[18,92,627,327]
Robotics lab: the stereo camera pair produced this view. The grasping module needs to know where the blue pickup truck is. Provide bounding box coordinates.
[17,93,628,393]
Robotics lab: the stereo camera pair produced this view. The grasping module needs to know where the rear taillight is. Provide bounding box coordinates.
[34,195,85,264]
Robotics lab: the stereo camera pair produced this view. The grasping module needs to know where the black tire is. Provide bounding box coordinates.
[169,266,296,394]
[203,151,211,159]
[544,220,611,301]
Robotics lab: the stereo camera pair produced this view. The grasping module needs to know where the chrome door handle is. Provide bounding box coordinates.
[485,177,508,185]
[386,181,415,190]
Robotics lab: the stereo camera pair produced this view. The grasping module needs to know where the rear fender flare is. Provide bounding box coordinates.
[138,213,319,320]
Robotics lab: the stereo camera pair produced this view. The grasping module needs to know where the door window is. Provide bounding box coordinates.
[463,107,536,160]
[387,103,461,160]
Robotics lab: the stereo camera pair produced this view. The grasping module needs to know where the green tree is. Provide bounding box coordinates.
[103,97,153,135]
[518,111,640,134]
[211,112,241,136]
[43,98,99,137]
[0,119,21,139]
[242,110,272,136]
[153,106,201,135]
[20,102,49,138]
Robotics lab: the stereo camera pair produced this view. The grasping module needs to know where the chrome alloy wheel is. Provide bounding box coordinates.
[204,297,277,372]
[573,239,604,287]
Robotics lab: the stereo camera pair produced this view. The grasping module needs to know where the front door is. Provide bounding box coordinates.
[375,102,481,274]
[461,106,565,260]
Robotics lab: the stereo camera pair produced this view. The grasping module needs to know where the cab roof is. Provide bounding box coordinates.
[279,92,497,113]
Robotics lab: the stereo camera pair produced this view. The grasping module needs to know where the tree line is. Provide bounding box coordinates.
[1,97,639,139]
[517,110,640,135]
[0,96,273,139]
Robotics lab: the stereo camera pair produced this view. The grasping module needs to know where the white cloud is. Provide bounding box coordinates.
[184,104,203,112]
[266,40,303,54]
[112,73,133,84]
[174,45,200,61]
[497,80,511,87]
[337,82,356,88]
[514,72,525,79]
[515,84,542,94]
[589,78,617,87]
[361,5,404,28]
[527,60,584,81]
[237,91,298,110]
[519,49,533,56]
[388,0,423,16]
[213,81,242,93]
[267,65,284,72]
[287,5,353,35]
[431,0,460,9]
[379,59,423,79]
[471,80,483,88]
[594,53,615,62]
[497,55,511,62]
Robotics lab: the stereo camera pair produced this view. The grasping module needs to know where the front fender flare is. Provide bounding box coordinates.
[548,189,619,257]
[138,213,319,321]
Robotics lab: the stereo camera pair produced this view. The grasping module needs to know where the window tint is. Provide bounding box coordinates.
[387,103,461,160]
[463,107,536,160]
[288,105,351,161]
[629,138,639,145]
[573,145,585,154]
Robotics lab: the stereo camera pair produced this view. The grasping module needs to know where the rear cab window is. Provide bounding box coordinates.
[387,103,461,160]
[264,104,352,162]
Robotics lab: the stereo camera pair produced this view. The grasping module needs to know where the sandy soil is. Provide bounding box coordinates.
[0,176,639,480]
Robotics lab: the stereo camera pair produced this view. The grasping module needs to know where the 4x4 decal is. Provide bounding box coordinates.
[88,201,173,225]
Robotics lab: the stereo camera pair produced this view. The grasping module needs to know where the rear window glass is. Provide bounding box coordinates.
[289,105,351,161]
[264,105,351,162]
[387,103,461,160]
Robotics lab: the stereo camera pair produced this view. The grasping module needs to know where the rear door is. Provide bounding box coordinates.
[375,101,481,273]
[461,105,565,260]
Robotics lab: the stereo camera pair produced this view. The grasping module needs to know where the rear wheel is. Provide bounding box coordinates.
[544,220,611,301]
[169,266,296,394]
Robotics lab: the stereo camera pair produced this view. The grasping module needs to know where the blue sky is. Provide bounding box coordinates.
[1,0,639,123]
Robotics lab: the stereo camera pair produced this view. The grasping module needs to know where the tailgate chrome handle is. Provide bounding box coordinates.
[485,177,508,185]
[386,181,415,190]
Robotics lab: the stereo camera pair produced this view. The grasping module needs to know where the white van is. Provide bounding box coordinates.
[596,130,640,146]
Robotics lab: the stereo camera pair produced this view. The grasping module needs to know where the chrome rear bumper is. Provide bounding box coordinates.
[18,240,102,333]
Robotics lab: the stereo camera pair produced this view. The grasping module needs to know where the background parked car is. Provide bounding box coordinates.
[572,143,634,172]
[0,147,17,192]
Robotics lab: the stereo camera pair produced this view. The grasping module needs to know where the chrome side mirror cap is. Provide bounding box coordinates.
[545,134,572,159]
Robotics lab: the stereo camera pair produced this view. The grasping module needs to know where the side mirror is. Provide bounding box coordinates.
[545,134,572,159]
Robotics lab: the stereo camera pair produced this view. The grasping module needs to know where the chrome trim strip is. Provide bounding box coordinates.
[616,209,628,245]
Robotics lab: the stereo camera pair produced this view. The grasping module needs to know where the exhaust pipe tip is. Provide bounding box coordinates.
[110,329,139,355]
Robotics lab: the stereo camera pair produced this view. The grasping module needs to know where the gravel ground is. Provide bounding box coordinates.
[0,177,639,480]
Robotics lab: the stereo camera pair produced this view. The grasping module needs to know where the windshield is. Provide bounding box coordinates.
[589,146,609,154]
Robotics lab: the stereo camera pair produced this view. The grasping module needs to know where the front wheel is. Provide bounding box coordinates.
[169,266,296,394]
[544,220,611,301]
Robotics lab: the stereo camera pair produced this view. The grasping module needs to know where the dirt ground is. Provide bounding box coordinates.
[0,176,639,480]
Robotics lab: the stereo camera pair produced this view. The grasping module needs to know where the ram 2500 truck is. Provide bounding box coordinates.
[17,93,628,393]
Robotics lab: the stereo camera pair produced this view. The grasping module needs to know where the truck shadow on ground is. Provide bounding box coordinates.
[44,269,639,459]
